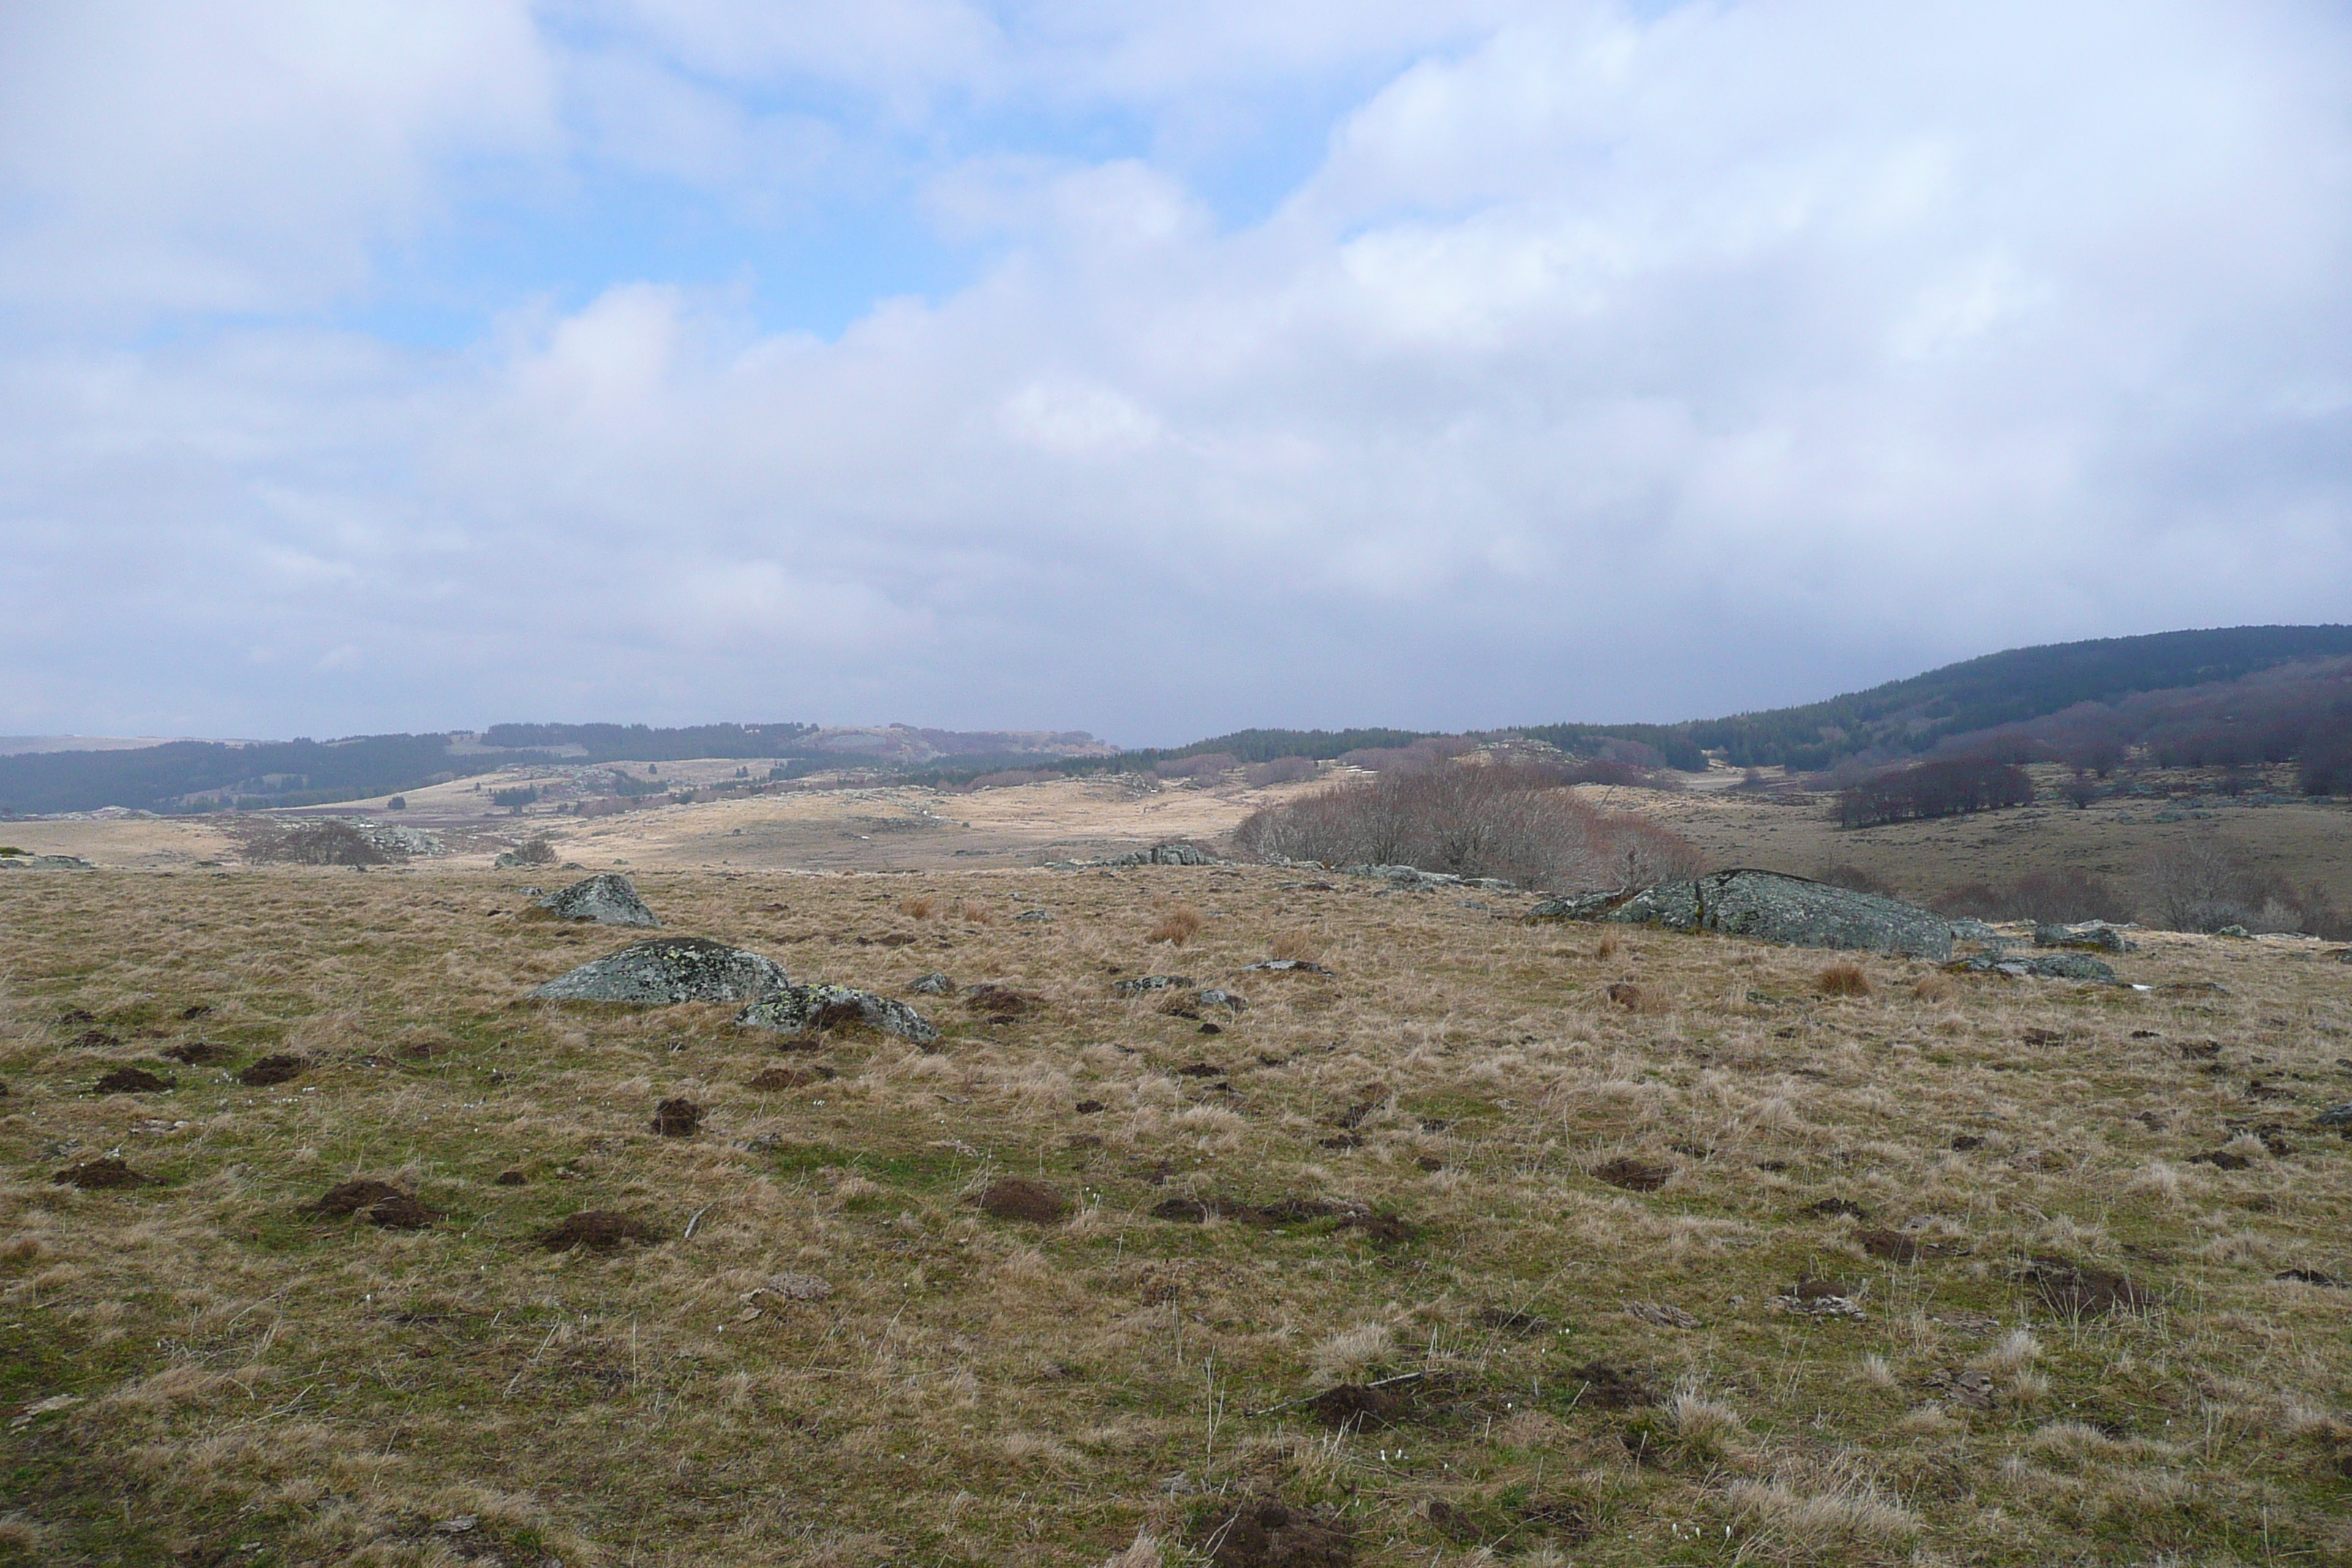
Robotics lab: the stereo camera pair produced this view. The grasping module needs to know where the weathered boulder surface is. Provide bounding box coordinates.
[534,872,660,927]
[1104,841,1221,866]
[529,938,787,1004]
[2034,920,2137,953]
[1528,869,1953,960]
[735,984,940,1047]
[1951,951,2118,981]
[1343,863,1514,892]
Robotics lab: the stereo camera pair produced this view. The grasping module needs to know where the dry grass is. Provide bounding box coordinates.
[1146,905,1203,945]
[3,863,2351,1565]
[898,896,935,920]
[1816,962,1872,997]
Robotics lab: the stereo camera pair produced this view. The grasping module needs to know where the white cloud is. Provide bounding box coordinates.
[1,1,2349,739]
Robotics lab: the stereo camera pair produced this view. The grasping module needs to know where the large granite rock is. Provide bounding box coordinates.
[735,984,940,1047]
[1343,863,1515,892]
[1104,841,1221,866]
[1951,951,2118,981]
[529,938,787,1004]
[1527,869,1953,960]
[534,872,659,927]
[2033,920,2136,953]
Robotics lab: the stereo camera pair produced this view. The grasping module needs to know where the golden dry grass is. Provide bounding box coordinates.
[3,864,2351,1565]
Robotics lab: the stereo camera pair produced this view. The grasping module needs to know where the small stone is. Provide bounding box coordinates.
[907,972,954,995]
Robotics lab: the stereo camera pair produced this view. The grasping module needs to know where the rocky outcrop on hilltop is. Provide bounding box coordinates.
[1528,868,1953,960]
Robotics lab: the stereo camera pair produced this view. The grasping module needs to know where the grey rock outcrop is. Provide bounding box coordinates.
[1528,869,1953,960]
[1196,988,1248,1011]
[1948,919,2005,946]
[735,984,940,1047]
[1113,974,1194,995]
[907,971,954,995]
[2033,920,2136,953]
[1343,863,1514,892]
[1951,951,2118,981]
[534,872,659,927]
[1104,842,1221,867]
[529,938,788,1005]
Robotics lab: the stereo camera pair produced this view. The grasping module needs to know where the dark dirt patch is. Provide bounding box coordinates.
[366,1194,440,1229]
[1073,1099,1106,1114]
[1308,1383,1409,1429]
[2021,1028,2065,1046]
[71,1029,122,1049]
[2178,1041,2222,1060]
[1177,1061,1226,1077]
[1317,1133,1365,1150]
[306,1180,407,1216]
[2277,1268,2345,1287]
[179,1004,212,1020]
[650,1097,702,1136]
[1147,1194,1412,1243]
[1856,1228,1921,1262]
[748,1067,828,1090]
[965,983,1039,1017]
[1567,1360,1656,1409]
[163,1041,233,1065]
[1950,1135,1985,1150]
[1428,1494,1591,1550]
[1605,983,1646,1009]
[56,1008,95,1025]
[1592,1158,1671,1193]
[1477,1308,1552,1334]
[1333,1098,1379,1129]
[1792,1276,1859,1300]
[92,1067,172,1094]
[2190,1150,2253,1170]
[1200,1021,1224,1035]
[538,1210,660,1251]
[2023,1256,2152,1315]
[979,1177,1070,1224]
[1806,1198,1868,1218]
[495,1169,527,1186]
[1199,1499,1354,1568]
[237,1053,309,1087]
[53,1157,154,1189]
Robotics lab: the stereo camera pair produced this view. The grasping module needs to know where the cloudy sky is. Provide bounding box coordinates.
[4,1,2348,745]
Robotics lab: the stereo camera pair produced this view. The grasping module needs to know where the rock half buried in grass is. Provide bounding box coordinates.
[1529,869,1954,960]
[979,1177,1070,1224]
[53,1157,154,1189]
[529,937,788,1005]
[237,1053,309,1087]
[538,1210,660,1251]
[1198,1499,1354,1568]
[532,872,660,927]
[907,971,954,995]
[650,1097,702,1136]
[92,1067,173,1094]
[734,984,940,1047]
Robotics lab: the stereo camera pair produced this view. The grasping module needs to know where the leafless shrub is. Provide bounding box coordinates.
[1233,761,1708,890]
[1334,736,1475,772]
[1931,867,2130,925]
[2140,837,2348,935]
[1243,756,1319,787]
[511,836,556,867]
[1812,861,1902,899]
[232,819,400,867]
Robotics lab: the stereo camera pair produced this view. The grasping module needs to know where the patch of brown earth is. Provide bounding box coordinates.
[2023,1256,2152,1314]
[1567,1361,1656,1409]
[650,1098,702,1136]
[306,1180,407,1216]
[162,1041,233,1065]
[237,1054,309,1087]
[1200,1499,1354,1567]
[365,1194,439,1229]
[494,1169,527,1186]
[1308,1383,1409,1429]
[964,983,1040,1017]
[53,1157,154,1189]
[1856,1228,1921,1262]
[92,1067,172,1094]
[538,1210,660,1251]
[979,1177,1069,1224]
[748,1067,826,1090]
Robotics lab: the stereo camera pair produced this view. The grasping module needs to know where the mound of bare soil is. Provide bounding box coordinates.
[538,1210,660,1251]
[978,1177,1069,1224]
[964,983,1039,1017]
[70,1028,121,1048]
[162,1041,233,1065]
[92,1067,172,1094]
[2023,1256,2152,1314]
[495,1169,527,1186]
[53,1157,154,1189]
[1147,1194,1414,1243]
[365,1194,439,1229]
[306,1180,407,1216]
[650,1097,702,1136]
[1567,1360,1656,1409]
[1308,1382,1410,1429]
[1856,1227,1921,1262]
[1592,1158,1671,1192]
[237,1054,308,1087]
[748,1066,823,1090]
[1199,1499,1354,1568]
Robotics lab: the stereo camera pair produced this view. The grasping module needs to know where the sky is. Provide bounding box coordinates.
[3,1,2349,747]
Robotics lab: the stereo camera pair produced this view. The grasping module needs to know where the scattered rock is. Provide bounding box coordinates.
[237,1054,309,1087]
[532,873,660,927]
[1113,973,1194,995]
[907,972,954,995]
[1343,863,1512,892]
[495,1169,527,1186]
[529,937,789,1005]
[1197,1498,1354,1568]
[1948,919,2005,945]
[2035,920,2138,953]
[162,1041,233,1065]
[1197,987,1248,1011]
[736,984,941,1047]
[2021,1256,2151,1315]
[1013,908,1055,923]
[1924,1368,1997,1408]
[978,1177,1070,1224]
[1623,1300,1700,1329]
[1592,1158,1672,1193]
[1243,958,1333,974]
[1529,869,1953,960]
[538,1210,660,1251]
[1567,1360,1657,1407]
[305,1180,407,1216]
[53,1157,154,1189]
[650,1098,702,1137]
[1776,1280,1868,1318]
[92,1067,172,1094]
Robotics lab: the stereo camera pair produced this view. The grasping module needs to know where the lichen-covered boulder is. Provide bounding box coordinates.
[1950,951,2118,981]
[1529,870,1953,960]
[2033,920,2136,953]
[534,872,660,927]
[1104,841,1221,866]
[529,938,787,1004]
[735,984,940,1047]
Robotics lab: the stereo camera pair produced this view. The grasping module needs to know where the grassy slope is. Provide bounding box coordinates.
[2,866,2351,1565]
